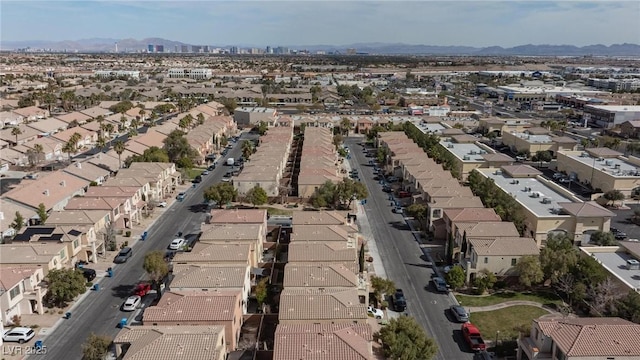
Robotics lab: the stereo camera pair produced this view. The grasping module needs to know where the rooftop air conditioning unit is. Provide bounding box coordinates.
[447,144,454,148]
[597,157,605,162]
[605,160,613,166]
[580,152,588,157]
[614,164,621,169]
[479,150,487,154]
[494,170,502,175]
[542,198,552,204]
[463,155,471,160]
[530,192,540,198]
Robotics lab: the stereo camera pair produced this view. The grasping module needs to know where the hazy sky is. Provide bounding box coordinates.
[2,1,639,47]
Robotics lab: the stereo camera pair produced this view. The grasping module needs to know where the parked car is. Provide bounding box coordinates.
[449,305,469,323]
[398,191,411,198]
[114,247,133,263]
[432,277,449,293]
[382,186,392,193]
[202,170,210,176]
[79,268,96,282]
[169,238,186,250]
[552,172,564,180]
[176,192,186,201]
[221,178,231,182]
[157,201,168,207]
[388,176,399,182]
[207,164,216,171]
[462,322,487,352]
[559,177,571,183]
[134,282,153,297]
[367,305,384,319]
[614,232,627,240]
[121,295,141,312]
[193,175,202,183]
[392,206,404,214]
[2,327,35,343]
[392,289,407,312]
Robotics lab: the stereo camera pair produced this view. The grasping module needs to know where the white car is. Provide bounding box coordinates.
[221,178,231,182]
[122,295,141,312]
[367,305,384,319]
[157,201,168,207]
[3,327,35,343]
[169,238,186,250]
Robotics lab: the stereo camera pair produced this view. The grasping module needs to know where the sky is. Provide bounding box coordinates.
[1,1,639,47]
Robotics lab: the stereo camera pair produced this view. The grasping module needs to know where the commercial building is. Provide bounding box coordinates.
[438,135,492,180]
[233,107,278,127]
[501,127,577,156]
[166,68,212,80]
[583,105,640,129]
[579,240,640,293]
[94,70,140,79]
[556,148,640,196]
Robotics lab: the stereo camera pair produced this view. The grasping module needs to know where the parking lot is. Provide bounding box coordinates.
[610,204,640,240]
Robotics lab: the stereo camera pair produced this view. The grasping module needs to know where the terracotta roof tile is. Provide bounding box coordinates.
[558,201,615,217]
[274,323,373,360]
[170,264,248,289]
[468,237,539,256]
[143,291,241,322]
[279,288,368,321]
[288,242,357,263]
[284,263,359,288]
[172,243,250,265]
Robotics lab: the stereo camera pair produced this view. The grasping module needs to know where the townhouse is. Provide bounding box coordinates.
[169,264,251,313]
[208,208,268,239]
[462,236,540,283]
[114,325,227,360]
[143,290,244,351]
[474,165,614,246]
[290,224,357,243]
[298,127,341,198]
[234,126,293,196]
[274,324,374,360]
[125,162,180,199]
[62,161,111,184]
[15,136,65,164]
[44,210,111,262]
[173,243,253,267]
[517,317,640,360]
[3,170,90,212]
[0,242,69,274]
[278,287,368,324]
[199,223,265,267]
[12,106,49,122]
[435,207,502,242]
[83,185,143,228]
[0,266,46,324]
[0,198,37,238]
[291,210,358,233]
[52,126,97,151]
[55,111,92,126]
[288,241,358,267]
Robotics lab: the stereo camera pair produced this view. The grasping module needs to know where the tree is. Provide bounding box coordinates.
[406,203,426,223]
[445,265,465,290]
[221,97,237,114]
[590,231,617,246]
[81,333,112,360]
[540,233,578,283]
[108,100,134,114]
[113,140,126,169]
[473,269,497,295]
[32,143,44,165]
[245,185,268,207]
[254,277,269,310]
[358,243,366,273]
[332,134,344,149]
[62,141,76,163]
[374,315,438,360]
[37,203,48,223]
[615,290,640,323]
[532,150,552,168]
[196,113,205,125]
[603,190,625,207]
[142,251,169,298]
[204,182,237,208]
[515,255,544,288]
[369,275,395,303]
[11,127,22,146]
[10,211,24,233]
[241,140,254,160]
[336,178,368,209]
[126,147,170,166]
[163,130,198,164]
[43,268,87,307]
[340,117,352,136]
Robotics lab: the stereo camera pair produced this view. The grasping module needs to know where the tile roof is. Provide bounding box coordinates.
[558,201,615,217]
[0,199,37,233]
[64,196,123,211]
[535,317,640,357]
[113,325,225,360]
[444,208,501,223]
[288,242,357,263]
[457,221,520,238]
[143,290,241,322]
[482,153,515,162]
[199,224,262,241]
[170,264,248,289]
[279,288,368,321]
[3,170,90,210]
[587,147,623,157]
[62,161,110,182]
[469,237,539,256]
[172,243,250,265]
[0,243,66,265]
[0,266,40,291]
[292,211,350,226]
[208,209,267,225]
[284,263,359,288]
[291,225,353,242]
[274,324,373,360]
[501,164,542,177]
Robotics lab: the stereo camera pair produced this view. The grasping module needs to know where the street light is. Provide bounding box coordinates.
[495,330,500,355]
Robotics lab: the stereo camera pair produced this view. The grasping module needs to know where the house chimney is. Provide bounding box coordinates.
[60,180,66,187]
[43,189,50,196]
[76,162,82,169]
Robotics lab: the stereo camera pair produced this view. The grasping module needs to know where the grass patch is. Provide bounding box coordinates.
[184,168,205,179]
[456,291,562,308]
[263,207,293,216]
[469,305,549,340]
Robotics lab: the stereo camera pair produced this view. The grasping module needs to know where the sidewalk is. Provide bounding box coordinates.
[464,300,562,315]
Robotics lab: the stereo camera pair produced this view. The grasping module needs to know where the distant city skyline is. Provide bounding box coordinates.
[2,1,639,47]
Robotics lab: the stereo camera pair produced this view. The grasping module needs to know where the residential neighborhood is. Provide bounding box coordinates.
[0,49,639,360]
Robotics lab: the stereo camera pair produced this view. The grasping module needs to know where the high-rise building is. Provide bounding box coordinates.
[230,46,239,54]
[192,45,202,53]
[174,45,179,53]
[155,45,164,53]
[265,46,272,54]
[148,44,154,53]
[181,45,189,53]
[202,45,209,53]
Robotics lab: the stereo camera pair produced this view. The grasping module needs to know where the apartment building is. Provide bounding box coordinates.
[166,68,213,80]
[298,127,341,198]
[273,324,374,360]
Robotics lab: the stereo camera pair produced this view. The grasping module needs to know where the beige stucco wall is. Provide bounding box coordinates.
[556,152,640,195]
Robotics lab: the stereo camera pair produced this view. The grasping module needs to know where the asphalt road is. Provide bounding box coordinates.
[346,137,478,360]
[39,135,247,360]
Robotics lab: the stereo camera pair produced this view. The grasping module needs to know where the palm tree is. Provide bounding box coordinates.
[69,132,82,151]
[127,128,138,138]
[138,108,146,123]
[340,117,352,136]
[96,136,107,151]
[149,113,158,127]
[114,140,125,169]
[179,117,189,131]
[11,127,22,146]
[196,113,205,126]
[241,140,253,160]
[183,114,194,130]
[62,141,75,163]
[130,117,141,131]
[120,114,128,131]
[33,143,44,165]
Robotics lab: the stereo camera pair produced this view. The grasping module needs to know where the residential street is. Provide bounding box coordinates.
[345,137,477,360]
[38,136,246,360]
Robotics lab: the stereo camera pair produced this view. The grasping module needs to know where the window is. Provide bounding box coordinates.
[484,257,488,264]
[433,209,442,218]
[59,248,67,260]
[73,239,79,249]
[9,286,21,299]
[511,258,517,266]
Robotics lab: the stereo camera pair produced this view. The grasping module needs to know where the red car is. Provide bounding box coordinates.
[134,282,152,297]
[398,191,411,198]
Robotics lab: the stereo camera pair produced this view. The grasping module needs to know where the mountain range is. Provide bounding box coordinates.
[2,38,639,56]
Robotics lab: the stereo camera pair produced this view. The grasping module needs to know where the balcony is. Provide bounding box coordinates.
[517,336,552,360]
